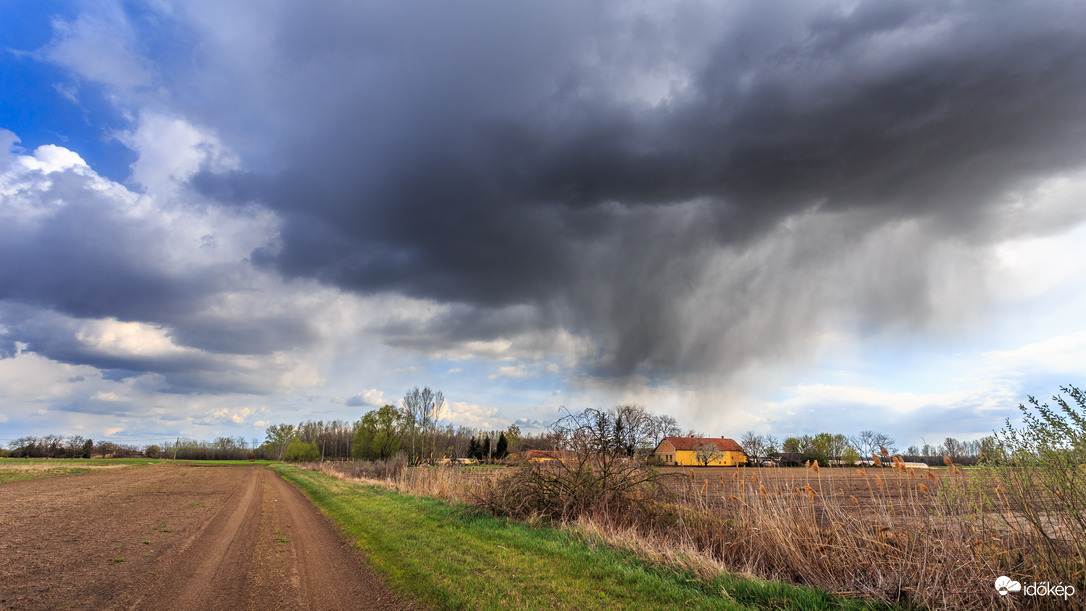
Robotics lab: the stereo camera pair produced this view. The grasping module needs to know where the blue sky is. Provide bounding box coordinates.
[2,1,1086,449]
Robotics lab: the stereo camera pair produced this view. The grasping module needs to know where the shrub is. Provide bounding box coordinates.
[351,454,408,480]
[475,408,675,526]
[987,384,1086,585]
[282,439,320,462]
[841,447,860,465]
[305,454,409,481]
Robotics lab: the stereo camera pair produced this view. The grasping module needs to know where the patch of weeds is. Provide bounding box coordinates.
[156,523,172,533]
[0,467,91,483]
[141,540,150,545]
[111,558,124,564]
[276,536,290,543]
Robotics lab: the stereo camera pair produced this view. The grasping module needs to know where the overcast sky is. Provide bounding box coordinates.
[2,1,1086,448]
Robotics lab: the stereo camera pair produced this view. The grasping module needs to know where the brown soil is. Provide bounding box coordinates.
[659,465,956,514]
[0,463,414,610]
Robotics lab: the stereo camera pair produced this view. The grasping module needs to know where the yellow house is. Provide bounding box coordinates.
[654,437,748,466]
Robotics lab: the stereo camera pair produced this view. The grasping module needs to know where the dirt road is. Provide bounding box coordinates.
[0,463,411,610]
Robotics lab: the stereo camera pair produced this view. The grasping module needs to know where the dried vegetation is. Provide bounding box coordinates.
[304,388,1086,610]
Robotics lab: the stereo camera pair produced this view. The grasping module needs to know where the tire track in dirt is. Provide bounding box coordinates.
[128,466,262,609]
[129,466,409,611]
[0,464,412,611]
[266,468,407,610]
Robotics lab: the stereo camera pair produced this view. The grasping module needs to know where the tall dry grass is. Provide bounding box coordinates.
[299,458,1080,609]
[660,464,1009,609]
[305,458,488,502]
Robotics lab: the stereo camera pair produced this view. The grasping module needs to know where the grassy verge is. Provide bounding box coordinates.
[180,459,277,465]
[0,467,93,482]
[0,458,275,482]
[0,457,151,482]
[274,464,892,611]
[0,457,161,465]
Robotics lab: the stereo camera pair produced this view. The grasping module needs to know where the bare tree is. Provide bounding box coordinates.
[740,431,766,463]
[400,386,446,462]
[694,443,724,466]
[608,404,648,456]
[872,431,898,456]
[942,437,965,460]
[764,434,780,457]
[851,430,878,458]
[851,430,897,461]
[644,413,681,448]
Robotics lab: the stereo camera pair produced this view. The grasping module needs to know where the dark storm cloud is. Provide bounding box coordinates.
[29,1,1086,379]
[185,1,1086,374]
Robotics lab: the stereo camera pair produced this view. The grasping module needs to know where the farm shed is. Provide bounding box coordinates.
[520,450,577,463]
[653,437,748,466]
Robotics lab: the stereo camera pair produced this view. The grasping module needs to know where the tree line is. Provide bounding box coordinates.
[1,394,1008,466]
[5,435,112,459]
[739,429,1003,467]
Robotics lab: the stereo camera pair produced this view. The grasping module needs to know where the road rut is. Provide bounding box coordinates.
[0,463,411,610]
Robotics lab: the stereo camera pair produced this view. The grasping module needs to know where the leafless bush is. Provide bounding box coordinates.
[474,408,679,527]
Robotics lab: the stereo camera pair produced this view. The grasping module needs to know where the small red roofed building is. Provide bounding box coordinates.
[653,437,748,466]
[521,450,577,463]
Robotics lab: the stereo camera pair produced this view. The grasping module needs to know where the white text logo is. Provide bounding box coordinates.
[995,576,1021,596]
[996,576,1076,601]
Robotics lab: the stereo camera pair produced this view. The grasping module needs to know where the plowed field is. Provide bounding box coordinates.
[659,465,948,513]
[0,462,412,610]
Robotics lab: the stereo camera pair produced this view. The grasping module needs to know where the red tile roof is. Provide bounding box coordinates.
[658,437,745,453]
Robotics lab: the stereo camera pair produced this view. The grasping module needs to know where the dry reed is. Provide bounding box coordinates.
[301,458,1080,611]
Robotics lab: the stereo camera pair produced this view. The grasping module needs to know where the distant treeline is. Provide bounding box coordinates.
[0,434,261,460]
[1,387,1007,466]
[1,394,699,463]
[740,430,1003,467]
[3,435,138,459]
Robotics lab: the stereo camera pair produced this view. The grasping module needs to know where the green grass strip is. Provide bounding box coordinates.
[0,458,277,466]
[0,467,93,482]
[0,458,276,482]
[0,457,160,465]
[274,464,892,611]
